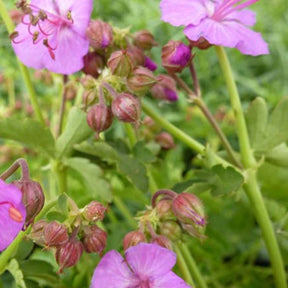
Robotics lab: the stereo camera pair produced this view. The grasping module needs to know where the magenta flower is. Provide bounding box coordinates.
[90,243,191,288]
[160,0,269,56]
[0,180,26,251]
[11,0,93,74]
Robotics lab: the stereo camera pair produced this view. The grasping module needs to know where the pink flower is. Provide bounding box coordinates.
[11,0,93,74]
[0,179,26,251]
[90,243,191,288]
[160,0,269,56]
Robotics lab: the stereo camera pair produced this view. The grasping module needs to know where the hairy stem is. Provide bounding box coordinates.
[0,158,30,181]
[215,45,287,288]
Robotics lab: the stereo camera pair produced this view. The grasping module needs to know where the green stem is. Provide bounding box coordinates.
[7,78,16,108]
[53,161,67,194]
[180,244,208,288]
[124,123,137,148]
[174,245,195,287]
[113,196,137,228]
[0,0,45,125]
[215,45,287,288]
[142,99,232,168]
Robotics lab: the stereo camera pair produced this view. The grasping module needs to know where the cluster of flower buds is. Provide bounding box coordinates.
[122,189,206,251]
[29,200,107,273]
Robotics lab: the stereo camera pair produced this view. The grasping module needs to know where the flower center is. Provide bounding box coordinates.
[0,201,23,222]
[11,0,74,60]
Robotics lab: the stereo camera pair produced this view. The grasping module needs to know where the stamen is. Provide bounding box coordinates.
[38,10,47,21]
[33,31,39,43]
[30,14,39,26]
[67,10,74,23]
[10,31,19,42]
[43,39,56,60]
[9,206,23,223]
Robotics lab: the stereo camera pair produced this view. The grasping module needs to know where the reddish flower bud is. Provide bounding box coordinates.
[64,82,78,101]
[44,221,69,247]
[188,37,212,50]
[56,238,84,273]
[123,230,146,251]
[127,66,157,93]
[128,45,145,66]
[82,225,107,254]
[151,235,172,250]
[162,40,191,74]
[180,222,206,239]
[155,198,174,220]
[159,221,182,242]
[83,201,107,222]
[86,104,113,138]
[82,52,104,78]
[107,50,135,77]
[150,75,178,101]
[144,56,157,71]
[155,132,176,150]
[133,30,157,50]
[111,93,141,125]
[86,20,113,50]
[82,90,97,108]
[13,179,45,225]
[29,220,48,245]
[172,193,206,235]
[80,75,96,90]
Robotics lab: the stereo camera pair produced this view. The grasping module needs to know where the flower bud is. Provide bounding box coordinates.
[133,30,157,50]
[181,223,206,239]
[82,52,104,78]
[29,220,48,245]
[159,221,182,241]
[107,50,135,77]
[86,104,113,138]
[82,201,107,222]
[172,193,206,230]
[155,132,176,150]
[150,75,178,101]
[127,67,157,93]
[86,20,113,50]
[80,75,96,90]
[64,82,78,101]
[128,45,145,66]
[144,56,157,71]
[13,179,45,225]
[82,90,97,108]
[56,238,83,273]
[123,230,146,251]
[111,93,141,125]
[155,198,174,220]
[44,221,69,247]
[188,37,212,50]
[82,225,107,254]
[162,40,191,74]
[151,235,172,250]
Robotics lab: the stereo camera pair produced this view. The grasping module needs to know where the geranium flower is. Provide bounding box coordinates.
[90,243,191,288]
[0,179,26,251]
[160,0,269,56]
[11,0,93,74]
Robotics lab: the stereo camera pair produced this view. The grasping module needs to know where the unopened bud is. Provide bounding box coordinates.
[29,220,48,245]
[144,56,157,71]
[56,238,83,273]
[123,230,146,251]
[64,82,78,100]
[151,75,178,101]
[13,179,45,225]
[82,225,107,254]
[162,40,191,74]
[127,66,157,93]
[159,221,182,242]
[111,93,141,125]
[87,104,113,138]
[86,20,113,49]
[83,201,107,222]
[155,198,174,220]
[133,30,157,50]
[128,45,145,66]
[82,52,104,78]
[44,221,69,247]
[107,50,135,77]
[172,193,206,231]
[155,132,176,150]
[189,37,212,50]
[151,235,172,250]
[82,90,97,107]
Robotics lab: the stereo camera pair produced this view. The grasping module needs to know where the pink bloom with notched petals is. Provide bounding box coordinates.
[90,243,191,288]
[0,180,26,251]
[11,0,93,74]
[160,0,269,56]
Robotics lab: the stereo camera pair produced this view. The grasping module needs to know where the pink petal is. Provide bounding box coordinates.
[227,9,256,26]
[90,250,135,288]
[160,0,207,26]
[152,271,191,288]
[125,243,176,278]
[30,0,58,14]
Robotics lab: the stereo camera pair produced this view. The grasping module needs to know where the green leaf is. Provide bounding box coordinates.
[132,141,157,163]
[7,259,26,288]
[0,118,55,157]
[264,144,288,167]
[265,97,288,149]
[56,107,93,158]
[246,97,268,150]
[117,154,149,192]
[46,211,67,222]
[74,142,119,164]
[64,157,112,202]
[57,193,68,214]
